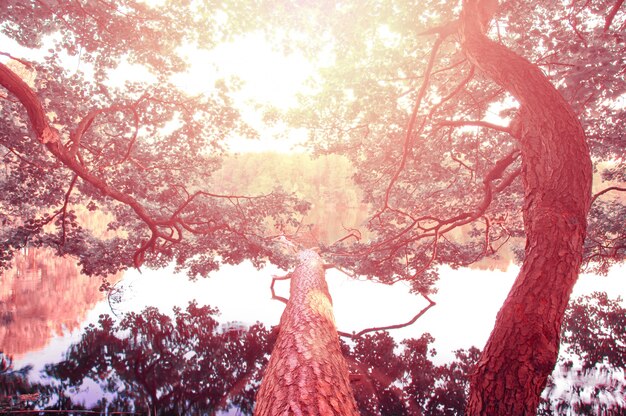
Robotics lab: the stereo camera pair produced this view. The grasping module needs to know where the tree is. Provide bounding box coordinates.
[459,1,591,413]
[267,0,625,413]
[254,249,359,415]
[0,0,306,279]
[45,302,274,415]
[3,0,626,414]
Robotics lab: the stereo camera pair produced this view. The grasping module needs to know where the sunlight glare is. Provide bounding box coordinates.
[174,33,316,153]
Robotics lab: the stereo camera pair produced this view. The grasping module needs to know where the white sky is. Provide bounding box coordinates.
[172,33,316,153]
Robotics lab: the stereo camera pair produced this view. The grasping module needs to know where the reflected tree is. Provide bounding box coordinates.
[341,331,480,416]
[539,292,626,415]
[0,352,48,411]
[45,302,275,415]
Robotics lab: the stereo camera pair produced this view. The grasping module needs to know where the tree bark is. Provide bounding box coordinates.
[459,1,592,414]
[254,249,359,416]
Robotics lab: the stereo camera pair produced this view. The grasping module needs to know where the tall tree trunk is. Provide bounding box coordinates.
[254,249,359,416]
[459,1,592,414]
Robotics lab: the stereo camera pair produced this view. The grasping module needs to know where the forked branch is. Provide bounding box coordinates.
[0,59,276,270]
[591,186,626,205]
[270,273,291,305]
[338,292,436,339]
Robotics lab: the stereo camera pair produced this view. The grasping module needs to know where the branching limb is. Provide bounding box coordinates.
[2,145,46,170]
[591,186,626,205]
[1,59,277,270]
[436,119,511,135]
[59,174,78,247]
[270,273,291,305]
[339,292,436,339]
[332,226,362,246]
[70,101,143,163]
[0,52,34,69]
[0,61,57,144]
[604,0,625,32]
[337,150,520,266]
[375,31,449,219]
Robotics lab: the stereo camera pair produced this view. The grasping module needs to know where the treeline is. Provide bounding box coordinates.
[212,152,370,245]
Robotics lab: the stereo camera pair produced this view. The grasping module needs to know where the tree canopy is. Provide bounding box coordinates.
[1,0,624,286]
[0,0,308,279]
[272,0,626,289]
[2,0,625,414]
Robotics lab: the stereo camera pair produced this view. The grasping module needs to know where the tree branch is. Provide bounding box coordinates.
[604,0,625,32]
[0,52,35,69]
[0,61,58,144]
[437,119,511,135]
[339,292,436,339]
[270,273,291,305]
[335,149,521,275]
[591,186,626,205]
[375,30,450,219]
[59,174,78,247]
[1,60,270,270]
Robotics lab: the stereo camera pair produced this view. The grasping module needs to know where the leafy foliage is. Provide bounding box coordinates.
[539,292,626,415]
[269,0,626,291]
[341,331,480,415]
[45,302,275,415]
[0,0,308,277]
[562,292,626,370]
[3,291,624,414]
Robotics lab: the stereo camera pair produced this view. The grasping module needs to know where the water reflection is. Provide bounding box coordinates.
[0,248,121,358]
[43,303,274,414]
[1,310,478,415]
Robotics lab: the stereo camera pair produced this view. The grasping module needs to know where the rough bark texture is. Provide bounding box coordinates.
[254,250,359,416]
[460,1,593,414]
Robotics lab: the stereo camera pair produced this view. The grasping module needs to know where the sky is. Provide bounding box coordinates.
[172,32,315,153]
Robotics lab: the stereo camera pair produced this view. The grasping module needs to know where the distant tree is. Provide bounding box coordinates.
[45,302,274,415]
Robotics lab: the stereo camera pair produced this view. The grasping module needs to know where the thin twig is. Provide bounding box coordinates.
[339,293,436,339]
[591,186,626,205]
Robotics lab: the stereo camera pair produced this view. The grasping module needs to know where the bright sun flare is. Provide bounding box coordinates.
[175,33,316,153]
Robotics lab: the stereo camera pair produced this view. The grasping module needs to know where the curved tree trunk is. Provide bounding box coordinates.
[459,0,592,414]
[254,249,359,415]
